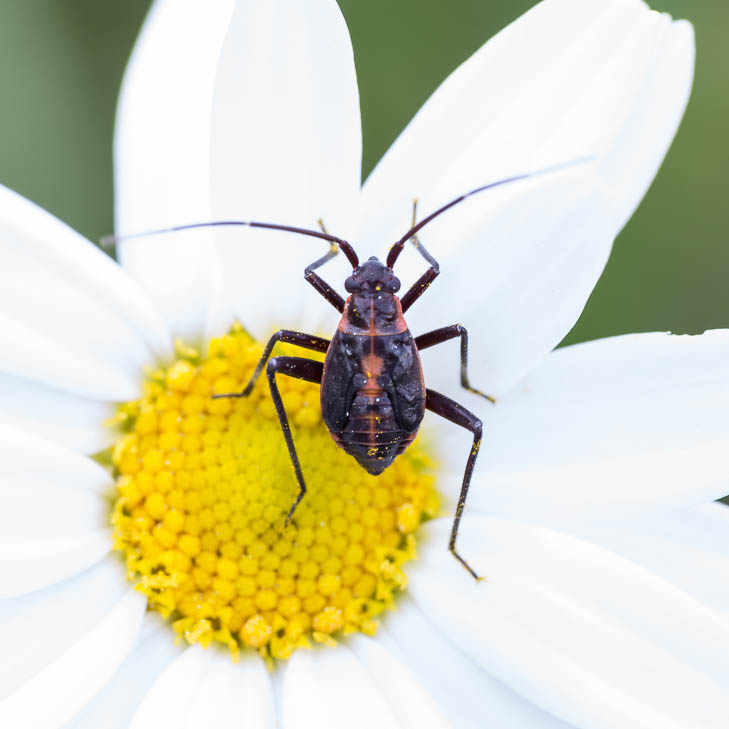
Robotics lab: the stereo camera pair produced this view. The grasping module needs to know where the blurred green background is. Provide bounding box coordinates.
[0,0,727,345]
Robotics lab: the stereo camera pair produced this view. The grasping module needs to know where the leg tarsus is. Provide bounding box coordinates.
[284,488,305,528]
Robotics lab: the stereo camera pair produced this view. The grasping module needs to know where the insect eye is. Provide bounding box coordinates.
[344,275,360,293]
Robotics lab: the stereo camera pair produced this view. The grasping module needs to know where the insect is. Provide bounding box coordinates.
[105,158,591,580]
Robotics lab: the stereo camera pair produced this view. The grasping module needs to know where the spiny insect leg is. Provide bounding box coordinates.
[266,356,324,526]
[213,330,328,399]
[425,388,484,582]
[415,325,496,403]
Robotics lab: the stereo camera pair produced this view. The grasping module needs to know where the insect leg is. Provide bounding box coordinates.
[400,201,440,313]
[213,330,329,398]
[425,388,483,581]
[415,325,495,403]
[266,356,324,526]
[305,221,346,312]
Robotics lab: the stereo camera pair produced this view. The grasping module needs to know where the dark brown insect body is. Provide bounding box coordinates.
[321,258,424,474]
[210,223,496,580]
[108,160,589,580]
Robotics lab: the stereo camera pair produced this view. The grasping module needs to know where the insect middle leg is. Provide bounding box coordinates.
[415,325,496,403]
[267,356,323,526]
[425,388,484,581]
[213,329,329,398]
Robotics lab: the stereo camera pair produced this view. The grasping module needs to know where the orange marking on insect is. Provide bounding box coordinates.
[361,353,383,384]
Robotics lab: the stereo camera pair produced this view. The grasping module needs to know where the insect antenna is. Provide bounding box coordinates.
[386,155,596,269]
[101,219,360,268]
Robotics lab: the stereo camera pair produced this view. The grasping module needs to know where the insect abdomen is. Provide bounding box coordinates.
[330,388,417,475]
[320,292,426,476]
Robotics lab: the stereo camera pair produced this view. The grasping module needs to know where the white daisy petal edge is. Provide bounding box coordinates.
[0,561,145,729]
[0,185,171,400]
[348,634,454,729]
[209,0,362,340]
[63,615,182,729]
[114,0,235,341]
[0,424,113,598]
[380,597,575,729]
[561,502,729,619]
[358,0,694,397]
[0,371,114,454]
[128,645,275,729]
[412,517,729,729]
[282,647,400,729]
[0,559,128,699]
[433,330,729,523]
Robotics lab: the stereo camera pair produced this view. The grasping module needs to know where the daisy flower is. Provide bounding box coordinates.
[1,1,728,728]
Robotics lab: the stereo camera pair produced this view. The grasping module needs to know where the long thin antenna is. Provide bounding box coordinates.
[101,219,360,268]
[386,155,596,269]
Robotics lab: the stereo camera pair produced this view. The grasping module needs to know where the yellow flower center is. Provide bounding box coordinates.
[110,326,438,661]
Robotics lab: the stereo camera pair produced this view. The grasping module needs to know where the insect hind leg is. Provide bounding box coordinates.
[266,356,324,526]
[425,388,484,581]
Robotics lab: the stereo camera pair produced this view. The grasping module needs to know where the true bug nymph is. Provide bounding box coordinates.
[105,158,592,580]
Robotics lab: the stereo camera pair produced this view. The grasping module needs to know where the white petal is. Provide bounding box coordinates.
[0,562,144,729]
[63,615,182,729]
[185,652,276,729]
[127,646,211,729]
[348,634,453,729]
[381,598,574,729]
[129,646,275,729]
[0,372,113,454]
[693,501,729,554]
[0,533,110,601]
[0,424,110,494]
[359,0,694,395]
[282,646,399,729]
[439,331,729,524]
[0,185,171,399]
[114,0,235,341]
[210,0,362,339]
[0,558,128,700]
[411,517,729,729]
[202,263,238,349]
[0,468,105,538]
[360,0,620,233]
[561,502,729,616]
[0,425,112,598]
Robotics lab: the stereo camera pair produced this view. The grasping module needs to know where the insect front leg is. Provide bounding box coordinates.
[425,388,484,581]
[415,325,496,403]
[266,356,324,526]
[213,329,329,399]
[399,200,441,313]
[304,220,349,312]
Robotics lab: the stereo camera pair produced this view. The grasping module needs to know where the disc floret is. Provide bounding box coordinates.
[111,326,438,661]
